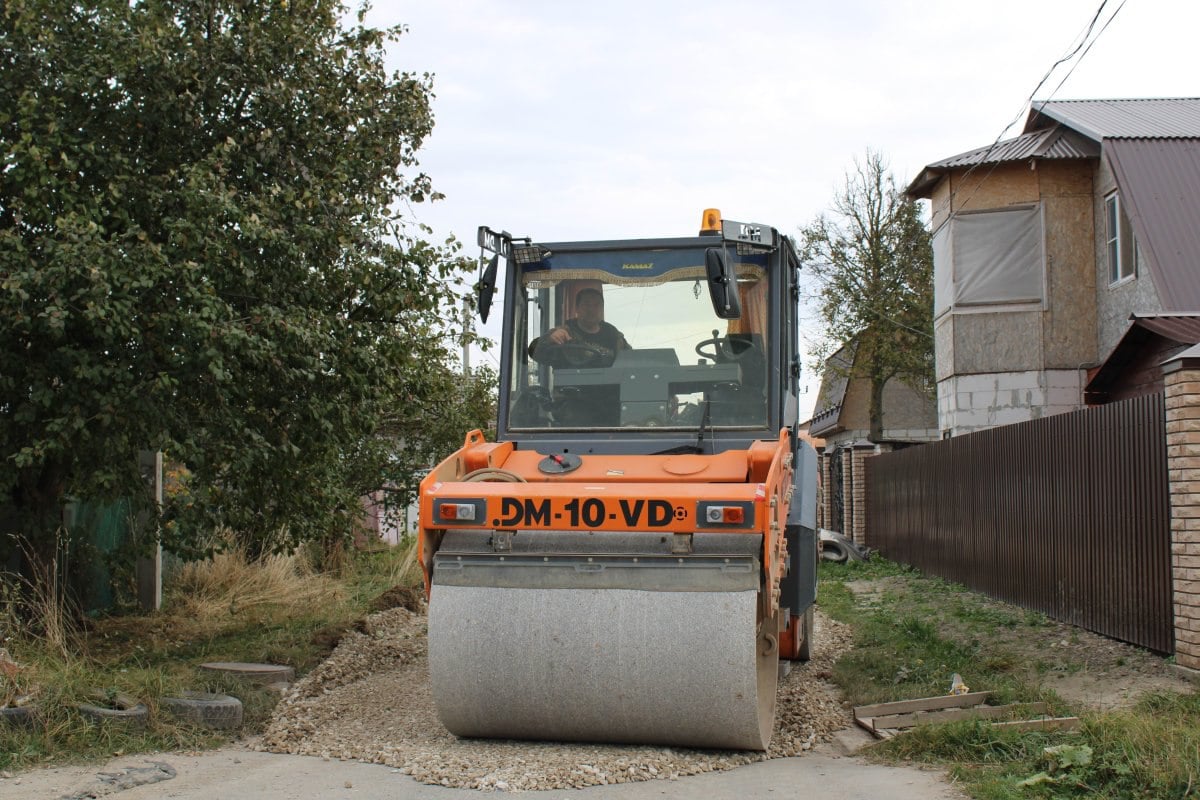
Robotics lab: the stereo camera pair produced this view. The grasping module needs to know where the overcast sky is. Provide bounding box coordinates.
[368,0,1198,417]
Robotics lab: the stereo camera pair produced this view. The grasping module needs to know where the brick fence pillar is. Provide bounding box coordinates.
[816,450,835,532]
[1162,348,1200,672]
[848,442,876,546]
[840,448,855,539]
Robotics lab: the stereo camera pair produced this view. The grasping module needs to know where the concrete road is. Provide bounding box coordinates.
[2,742,966,800]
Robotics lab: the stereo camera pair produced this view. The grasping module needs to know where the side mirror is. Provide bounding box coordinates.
[477,254,499,324]
[704,247,742,319]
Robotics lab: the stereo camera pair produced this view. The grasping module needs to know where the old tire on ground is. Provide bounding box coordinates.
[161,691,244,729]
[0,704,37,730]
[76,691,148,728]
[820,539,850,563]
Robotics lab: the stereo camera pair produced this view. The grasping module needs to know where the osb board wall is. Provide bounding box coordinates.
[935,314,954,382]
[928,166,1039,230]
[1041,190,1096,367]
[931,160,1098,375]
[952,309,1044,374]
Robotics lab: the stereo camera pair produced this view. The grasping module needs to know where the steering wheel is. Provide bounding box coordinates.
[534,340,608,368]
[695,335,753,363]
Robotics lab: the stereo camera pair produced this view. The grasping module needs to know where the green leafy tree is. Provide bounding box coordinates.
[800,151,934,443]
[379,363,498,511]
[0,0,471,561]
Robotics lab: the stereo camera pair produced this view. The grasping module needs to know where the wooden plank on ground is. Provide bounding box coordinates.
[853,691,991,718]
[871,702,1048,730]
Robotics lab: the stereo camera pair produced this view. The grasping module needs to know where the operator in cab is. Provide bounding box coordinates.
[530,287,630,368]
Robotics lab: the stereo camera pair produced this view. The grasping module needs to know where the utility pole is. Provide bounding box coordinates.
[461,297,471,376]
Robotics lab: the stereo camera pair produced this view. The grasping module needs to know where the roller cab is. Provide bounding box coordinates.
[418,212,818,750]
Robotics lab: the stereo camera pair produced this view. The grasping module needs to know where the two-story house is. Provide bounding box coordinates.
[906,98,1200,436]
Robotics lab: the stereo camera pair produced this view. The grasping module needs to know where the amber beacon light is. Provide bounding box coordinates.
[699,208,722,235]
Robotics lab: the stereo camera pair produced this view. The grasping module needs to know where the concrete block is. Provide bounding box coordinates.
[1046,386,1081,407]
[991,407,1034,427]
[994,371,1040,391]
[1044,370,1082,390]
[957,374,999,395]
[1172,661,1200,681]
[828,725,875,756]
[1027,388,1047,407]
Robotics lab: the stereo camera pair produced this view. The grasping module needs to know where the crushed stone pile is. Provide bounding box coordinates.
[257,605,854,791]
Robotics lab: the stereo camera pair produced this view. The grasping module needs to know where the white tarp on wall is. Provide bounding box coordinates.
[934,205,1044,315]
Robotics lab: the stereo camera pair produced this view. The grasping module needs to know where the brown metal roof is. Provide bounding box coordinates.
[1086,314,1200,400]
[1104,138,1200,311]
[909,98,1200,199]
[1027,98,1200,140]
[1133,314,1200,342]
[806,342,855,435]
[906,126,1098,198]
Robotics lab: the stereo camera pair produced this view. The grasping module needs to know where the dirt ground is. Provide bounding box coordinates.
[845,577,1197,710]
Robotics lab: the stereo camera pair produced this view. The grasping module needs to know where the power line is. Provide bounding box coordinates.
[1046,0,1127,98]
[799,267,934,342]
[947,0,1125,216]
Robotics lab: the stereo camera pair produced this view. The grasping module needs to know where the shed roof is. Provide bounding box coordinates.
[1086,314,1200,398]
[1026,98,1200,140]
[1103,137,1200,310]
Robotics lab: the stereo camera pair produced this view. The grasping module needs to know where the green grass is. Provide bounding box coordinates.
[0,541,418,771]
[818,557,1200,799]
[873,694,1200,799]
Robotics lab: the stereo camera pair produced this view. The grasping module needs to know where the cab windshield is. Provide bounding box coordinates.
[506,247,769,431]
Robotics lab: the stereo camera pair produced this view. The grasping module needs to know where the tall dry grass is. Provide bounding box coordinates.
[169,544,344,624]
[1,530,81,661]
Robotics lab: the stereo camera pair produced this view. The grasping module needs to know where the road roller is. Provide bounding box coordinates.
[418,210,818,750]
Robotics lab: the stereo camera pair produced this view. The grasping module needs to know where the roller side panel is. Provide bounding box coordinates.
[780,440,818,660]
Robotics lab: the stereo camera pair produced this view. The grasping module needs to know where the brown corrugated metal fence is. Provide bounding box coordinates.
[866,393,1173,653]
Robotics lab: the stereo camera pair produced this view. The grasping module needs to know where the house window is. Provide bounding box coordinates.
[1105,192,1138,285]
[933,205,1045,316]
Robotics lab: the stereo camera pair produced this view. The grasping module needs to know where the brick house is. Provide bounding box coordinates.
[905,98,1200,436]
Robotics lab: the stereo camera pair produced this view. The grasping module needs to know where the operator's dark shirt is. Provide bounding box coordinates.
[562,319,626,365]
